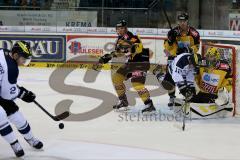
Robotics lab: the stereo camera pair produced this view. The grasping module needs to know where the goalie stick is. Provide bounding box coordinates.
[182,94,190,131]
[190,105,233,117]
[33,100,70,121]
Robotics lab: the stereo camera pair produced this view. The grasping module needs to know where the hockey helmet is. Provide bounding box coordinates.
[205,47,221,66]
[116,20,127,28]
[11,41,32,66]
[178,12,189,21]
[11,41,32,59]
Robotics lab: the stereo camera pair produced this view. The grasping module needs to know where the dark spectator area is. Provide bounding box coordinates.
[0,0,240,29]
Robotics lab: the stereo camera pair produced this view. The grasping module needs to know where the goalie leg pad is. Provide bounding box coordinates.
[215,88,229,106]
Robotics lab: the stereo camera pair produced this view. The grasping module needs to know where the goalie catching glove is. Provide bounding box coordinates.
[18,86,36,103]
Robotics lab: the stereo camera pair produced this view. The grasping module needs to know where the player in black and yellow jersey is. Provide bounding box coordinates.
[99,20,156,113]
[157,12,200,108]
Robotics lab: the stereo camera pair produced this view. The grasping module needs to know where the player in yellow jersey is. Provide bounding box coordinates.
[98,20,156,114]
[191,47,232,105]
[158,12,200,108]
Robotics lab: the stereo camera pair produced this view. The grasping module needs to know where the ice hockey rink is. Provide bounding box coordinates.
[0,67,240,160]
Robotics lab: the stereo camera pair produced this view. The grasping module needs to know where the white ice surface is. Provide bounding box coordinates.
[0,68,240,160]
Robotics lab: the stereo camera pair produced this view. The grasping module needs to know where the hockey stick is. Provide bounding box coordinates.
[182,96,190,131]
[160,0,172,30]
[33,100,70,121]
[163,6,172,29]
[181,78,191,131]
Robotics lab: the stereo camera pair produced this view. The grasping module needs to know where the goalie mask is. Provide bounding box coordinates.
[205,47,221,67]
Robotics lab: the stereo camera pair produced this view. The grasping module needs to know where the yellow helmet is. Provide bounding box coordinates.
[205,47,220,60]
[205,47,221,67]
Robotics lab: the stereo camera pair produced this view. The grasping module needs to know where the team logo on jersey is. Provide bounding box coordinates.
[177,41,190,49]
[202,73,220,86]
[200,81,217,93]
[123,34,129,40]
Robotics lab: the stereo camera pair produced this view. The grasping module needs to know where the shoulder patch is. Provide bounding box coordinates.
[190,28,199,37]
[123,34,129,40]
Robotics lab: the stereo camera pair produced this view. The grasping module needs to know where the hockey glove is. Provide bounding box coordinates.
[18,86,36,103]
[167,29,178,45]
[178,82,196,101]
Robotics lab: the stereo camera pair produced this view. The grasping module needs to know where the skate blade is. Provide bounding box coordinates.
[13,155,25,159]
[31,147,44,152]
[114,107,130,112]
[142,110,158,116]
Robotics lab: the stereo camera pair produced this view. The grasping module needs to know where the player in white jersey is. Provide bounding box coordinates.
[0,41,43,157]
[168,49,197,101]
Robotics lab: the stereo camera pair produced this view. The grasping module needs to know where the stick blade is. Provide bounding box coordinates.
[54,111,70,121]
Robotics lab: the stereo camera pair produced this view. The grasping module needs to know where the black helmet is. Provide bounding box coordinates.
[178,12,189,21]
[11,41,32,59]
[116,20,127,28]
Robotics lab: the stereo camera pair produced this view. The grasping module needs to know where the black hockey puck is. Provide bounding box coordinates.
[59,123,64,129]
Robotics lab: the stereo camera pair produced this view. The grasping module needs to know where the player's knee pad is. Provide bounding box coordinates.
[8,111,31,134]
[0,106,12,137]
[112,73,125,84]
